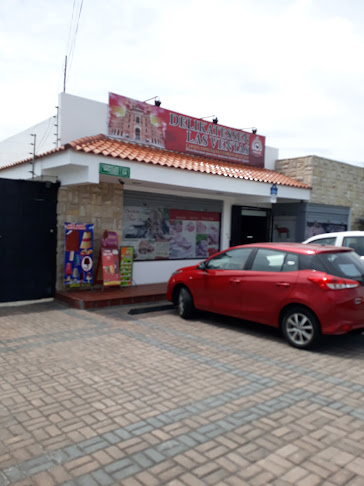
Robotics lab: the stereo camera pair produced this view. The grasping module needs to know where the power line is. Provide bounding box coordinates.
[64,0,84,92]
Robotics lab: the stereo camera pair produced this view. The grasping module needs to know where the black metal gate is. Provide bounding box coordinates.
[0,178,59,303]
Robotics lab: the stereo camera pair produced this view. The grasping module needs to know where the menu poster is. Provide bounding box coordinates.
[122,207,220,261]
[64,223,94,288]
[120,246,134,287]
[168,210,220,259]
[101,248,121,287]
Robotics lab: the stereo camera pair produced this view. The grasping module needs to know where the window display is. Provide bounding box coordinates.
[122,207,220,261]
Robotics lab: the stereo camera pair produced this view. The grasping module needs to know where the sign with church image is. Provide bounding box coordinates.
[108,92,265,167]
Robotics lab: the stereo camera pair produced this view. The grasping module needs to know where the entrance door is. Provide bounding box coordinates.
[0,179,59,303]
[230,206,271,246]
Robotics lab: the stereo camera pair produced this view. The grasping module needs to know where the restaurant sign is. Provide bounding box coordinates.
[108,92,265,167]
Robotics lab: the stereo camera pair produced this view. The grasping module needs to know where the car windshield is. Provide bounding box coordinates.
[308,251,364,283]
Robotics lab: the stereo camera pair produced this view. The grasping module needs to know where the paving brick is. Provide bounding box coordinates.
[1,302,364,486]
[48,465,72,484]
[32,471,56,486]
[297,473,324,486]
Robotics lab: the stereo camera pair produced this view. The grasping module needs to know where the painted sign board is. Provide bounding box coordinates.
[101,248,121,287]
[108,92,265,167]
[120,246,133,287]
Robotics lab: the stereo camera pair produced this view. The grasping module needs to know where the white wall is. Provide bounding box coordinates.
[0,118,56,168]
[265,145,279,170]
[132,259,201,285]
[59,93,108,145]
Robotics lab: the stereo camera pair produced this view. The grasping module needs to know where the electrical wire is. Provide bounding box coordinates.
[37,117,55,154]
[66,0,78,57]
[65,0,84,90]
[36,0,85,152]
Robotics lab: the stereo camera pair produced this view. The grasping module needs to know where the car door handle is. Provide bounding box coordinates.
[230,278,241,284]
[276,282,290,287]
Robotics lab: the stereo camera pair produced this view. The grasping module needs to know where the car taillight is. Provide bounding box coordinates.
[309,274,360,290]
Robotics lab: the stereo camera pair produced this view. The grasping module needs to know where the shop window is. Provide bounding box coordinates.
[122,207,221,261]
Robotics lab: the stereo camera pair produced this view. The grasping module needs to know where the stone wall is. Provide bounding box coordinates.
[57,182,124,290]
[276,156,364,229]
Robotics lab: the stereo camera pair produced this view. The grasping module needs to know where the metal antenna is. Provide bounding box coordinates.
[63,55,67,92]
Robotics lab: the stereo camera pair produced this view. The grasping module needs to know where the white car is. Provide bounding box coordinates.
[303,231,364,259]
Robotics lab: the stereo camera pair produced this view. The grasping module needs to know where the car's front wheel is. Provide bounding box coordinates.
[177,287,194,319]
[281,306,320,349]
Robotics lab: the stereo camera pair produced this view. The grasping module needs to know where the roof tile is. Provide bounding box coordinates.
[0,134,311,189]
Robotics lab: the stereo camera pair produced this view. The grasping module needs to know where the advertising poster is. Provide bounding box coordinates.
[123,207,170,260]
[108,92,265,167]
[273,216,296,242]
[305,222,347,239]
[64,223,94,287]
[101,248,121,287]
[122,207,220,261]
[94,230,121,287]
[120,246,134,287]
[169,210,220,259]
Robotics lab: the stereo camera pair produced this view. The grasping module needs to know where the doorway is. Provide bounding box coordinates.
[230,206,271,246]
[0,178,59,303]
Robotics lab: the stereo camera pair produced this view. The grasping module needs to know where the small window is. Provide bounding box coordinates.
[343,237,364,257]
[282,253,299,272]
[251,249,285,272]
[206,248,252,270]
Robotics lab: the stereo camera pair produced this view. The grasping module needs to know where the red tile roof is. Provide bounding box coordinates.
[0,134,311,189]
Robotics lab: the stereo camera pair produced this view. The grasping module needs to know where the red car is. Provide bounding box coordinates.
[167,243,364,349]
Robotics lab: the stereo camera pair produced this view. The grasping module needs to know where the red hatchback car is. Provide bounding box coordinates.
[167,243,364,349]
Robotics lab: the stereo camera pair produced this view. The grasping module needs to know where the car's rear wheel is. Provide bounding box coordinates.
[281,306,320,349]
[177,287,194,319]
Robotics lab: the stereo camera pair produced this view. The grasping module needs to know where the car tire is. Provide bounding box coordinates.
[281,306,321,349]
[177,287,194,319]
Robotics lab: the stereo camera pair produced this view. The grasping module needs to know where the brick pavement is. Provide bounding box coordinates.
[0,301,363,485]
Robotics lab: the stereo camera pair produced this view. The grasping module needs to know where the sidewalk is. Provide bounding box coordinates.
[0,300,364,485]
[56,283,168,309]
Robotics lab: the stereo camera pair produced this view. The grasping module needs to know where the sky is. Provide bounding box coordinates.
[1,0,364,166]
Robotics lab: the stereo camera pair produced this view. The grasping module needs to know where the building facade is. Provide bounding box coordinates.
[0,92,315,292]
[274,156,364,240]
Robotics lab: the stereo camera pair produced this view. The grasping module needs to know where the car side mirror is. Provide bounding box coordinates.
[198,261,208,271]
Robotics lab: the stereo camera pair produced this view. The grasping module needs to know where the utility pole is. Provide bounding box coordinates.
[29,133,36,179]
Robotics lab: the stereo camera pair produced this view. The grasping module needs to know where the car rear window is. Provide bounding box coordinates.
[302,251,364,283]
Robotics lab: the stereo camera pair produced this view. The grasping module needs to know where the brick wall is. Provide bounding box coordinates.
[276,156,364,229]
[56,182,124,290]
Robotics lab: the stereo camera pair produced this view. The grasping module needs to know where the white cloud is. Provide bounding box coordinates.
[1,0,364,165]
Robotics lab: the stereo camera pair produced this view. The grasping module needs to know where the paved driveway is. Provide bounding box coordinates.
[0,301,363,486]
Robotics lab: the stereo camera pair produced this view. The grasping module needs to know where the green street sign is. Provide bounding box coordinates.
[99,163,130,178]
